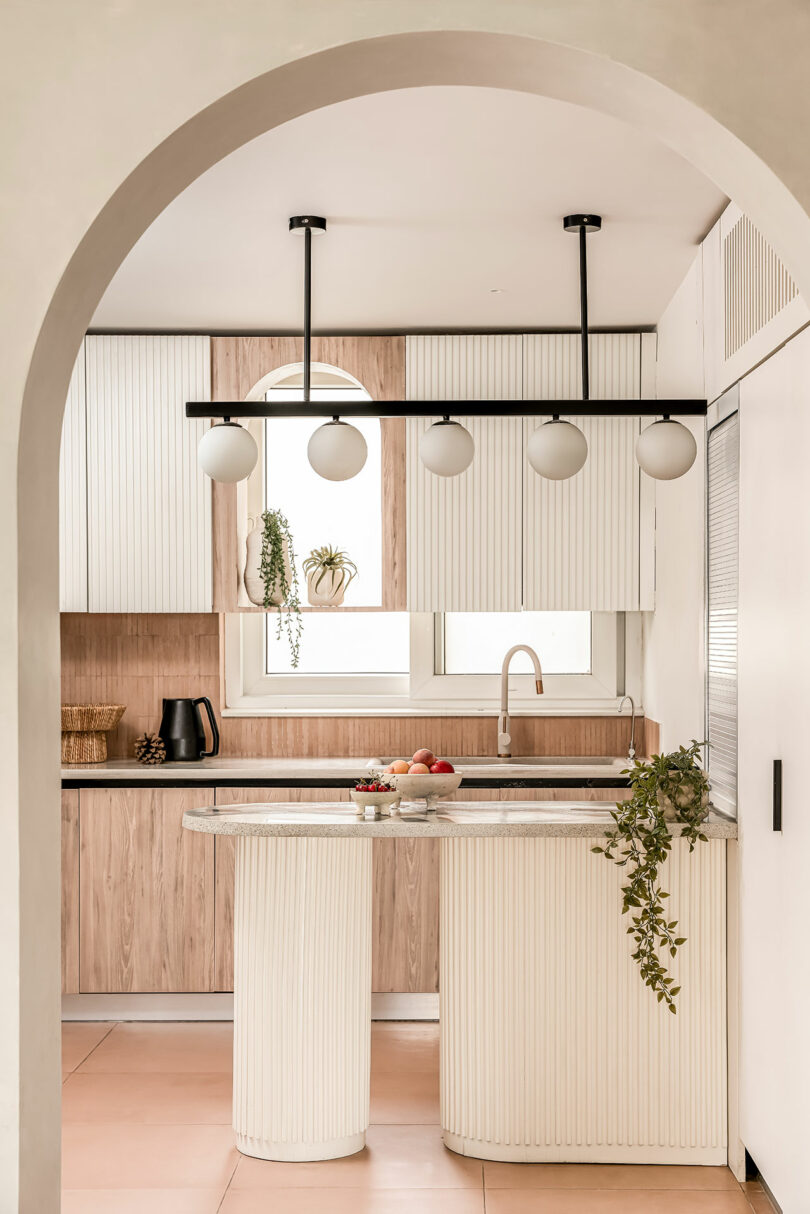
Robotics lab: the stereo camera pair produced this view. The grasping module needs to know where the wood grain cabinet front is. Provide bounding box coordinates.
[78,787,216,993]
[62,790,80,994]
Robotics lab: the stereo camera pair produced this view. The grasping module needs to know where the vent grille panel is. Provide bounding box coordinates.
[724,215,797,358]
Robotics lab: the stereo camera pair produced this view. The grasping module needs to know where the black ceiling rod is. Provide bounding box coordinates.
[289,215,327,404]
[186,399,708,419]
[564,214,602,402]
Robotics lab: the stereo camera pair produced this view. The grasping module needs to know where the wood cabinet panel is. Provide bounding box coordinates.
[62,790,80,995]
[79,787,215,993]
[213,786,440,994]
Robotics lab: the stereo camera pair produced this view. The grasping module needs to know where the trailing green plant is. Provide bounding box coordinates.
[302,545,358,598]
[592,740,710,1013]
[260,508,302,668]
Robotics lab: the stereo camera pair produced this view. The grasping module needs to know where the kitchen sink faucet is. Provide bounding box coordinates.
[498,645,544,758]
[619,694,637,761]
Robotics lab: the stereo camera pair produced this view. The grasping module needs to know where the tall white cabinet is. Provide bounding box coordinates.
[59,335,212,612]
[406,332,655,612]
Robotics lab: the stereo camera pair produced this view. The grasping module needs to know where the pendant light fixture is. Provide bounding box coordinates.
[197,418,258,483]
[527,214,594,481]
[419,415,475,477]
[291,216,368,481]
[636,415,697,480]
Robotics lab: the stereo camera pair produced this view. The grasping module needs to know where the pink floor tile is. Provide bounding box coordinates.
[62,1123,238,1190]
[62,1071,232,1124]
[62,1022,115,1072]
[77,1022,233,1073]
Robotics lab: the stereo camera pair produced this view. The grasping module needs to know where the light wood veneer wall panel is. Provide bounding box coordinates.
[61,791,80,995]
[79,787,216,993]
[210,336,406,611]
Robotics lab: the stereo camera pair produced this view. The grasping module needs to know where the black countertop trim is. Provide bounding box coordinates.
[62,775,631,791]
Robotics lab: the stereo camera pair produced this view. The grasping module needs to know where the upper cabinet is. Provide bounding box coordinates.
[60,336,212,612]
[406,333,655,612]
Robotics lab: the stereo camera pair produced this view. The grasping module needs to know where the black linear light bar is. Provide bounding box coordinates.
[186,399,707,419]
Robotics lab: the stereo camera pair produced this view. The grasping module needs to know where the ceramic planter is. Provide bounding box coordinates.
[306,567,346,607]
[244,517,293,608]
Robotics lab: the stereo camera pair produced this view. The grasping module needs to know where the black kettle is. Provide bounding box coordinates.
[158,697,220,762]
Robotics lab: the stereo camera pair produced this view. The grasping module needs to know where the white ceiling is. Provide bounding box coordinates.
[92,87,726,333]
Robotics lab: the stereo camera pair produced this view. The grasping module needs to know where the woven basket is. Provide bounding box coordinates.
[61,703,125,764]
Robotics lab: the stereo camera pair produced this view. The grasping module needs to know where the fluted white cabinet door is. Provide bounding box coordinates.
[60,342,88,611]
[85,335,212,612]
[522,333,650,611]
[406,335,523,612]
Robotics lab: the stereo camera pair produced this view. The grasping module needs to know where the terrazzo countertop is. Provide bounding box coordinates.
[62,756,632,787]
[182,800,737,839]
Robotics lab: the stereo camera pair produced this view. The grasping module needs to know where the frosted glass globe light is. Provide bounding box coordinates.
[198,421,258,483]
[527,419,588,480]
[636,418,697,480]
[419,419,475,477]
[307,419,368,481]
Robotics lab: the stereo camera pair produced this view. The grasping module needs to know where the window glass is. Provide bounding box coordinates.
[443,612,591,674]
[265,611,410,676]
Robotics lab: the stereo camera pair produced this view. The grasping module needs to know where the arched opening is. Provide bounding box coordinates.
[11,24,810,1210]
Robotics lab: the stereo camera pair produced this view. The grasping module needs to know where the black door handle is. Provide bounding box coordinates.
[773,759,782,832]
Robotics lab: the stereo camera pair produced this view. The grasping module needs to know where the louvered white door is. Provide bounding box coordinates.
[60,342,88,611]
[706,411,739,817]
[406,336,523,611]
[523,333,648,610]
[85,335,212,612]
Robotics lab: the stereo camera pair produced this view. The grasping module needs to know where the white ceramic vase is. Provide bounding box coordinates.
[244,517,293,608]
[306,567,346,607]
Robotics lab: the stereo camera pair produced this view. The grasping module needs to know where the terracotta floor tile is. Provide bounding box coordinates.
[61,1189,225,1213]
[486,1190,753,1214]
[370,1068,440,1123]
[77,1022,233,1073]
[484,1163,741,1191]
[62,1072,232,1124]
[371,1022,440,1073]
[230,1124,483,1190]
[220,1189,484,1214]
[62,1022,115,1072]
[741,1182,779,1213]
[62,1123,238,1189]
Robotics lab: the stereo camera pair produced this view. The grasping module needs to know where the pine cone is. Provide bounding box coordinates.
[134,732,167,766]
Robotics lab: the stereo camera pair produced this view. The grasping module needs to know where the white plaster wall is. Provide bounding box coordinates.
[645,254,706,749]
[6,3,810,1209]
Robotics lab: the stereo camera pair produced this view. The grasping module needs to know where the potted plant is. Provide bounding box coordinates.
[302,545,358,607]
[592,740,711,1013]
[244,508,302,667]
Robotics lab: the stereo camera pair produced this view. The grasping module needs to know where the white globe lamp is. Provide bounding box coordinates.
[636,418,697,480]
[527,419,588,480]
[419,418,475,477]
[198,422,258,483]
[307,419,368,481]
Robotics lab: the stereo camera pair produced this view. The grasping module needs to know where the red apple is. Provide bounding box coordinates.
[429,760,455,774]
[412,748,436,767]
[408,762,430,774]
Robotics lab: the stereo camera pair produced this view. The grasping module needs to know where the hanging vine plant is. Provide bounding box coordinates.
[592,740,711,1013]
[259,507,303,669]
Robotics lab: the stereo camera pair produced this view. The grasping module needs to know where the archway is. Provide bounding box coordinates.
[9,22,810,1211]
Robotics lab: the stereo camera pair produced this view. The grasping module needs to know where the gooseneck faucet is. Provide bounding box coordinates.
[498,645,544,758]
[619,694,636,761]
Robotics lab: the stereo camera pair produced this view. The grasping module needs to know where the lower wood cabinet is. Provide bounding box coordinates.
[78,787,215,992]
[61,791,80,994]
[213,787,440,995]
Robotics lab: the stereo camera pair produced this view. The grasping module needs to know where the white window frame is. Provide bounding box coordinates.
[223,610,635,716]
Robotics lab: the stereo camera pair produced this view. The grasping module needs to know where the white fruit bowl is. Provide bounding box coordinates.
[388,771,463,811]
[349,789,402,816]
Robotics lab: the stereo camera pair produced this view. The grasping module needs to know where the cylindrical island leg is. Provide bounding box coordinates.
[440,836,727,1164]
[233,835,372,1161]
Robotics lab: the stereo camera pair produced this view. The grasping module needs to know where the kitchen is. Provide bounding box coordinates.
[47,78,800,1214]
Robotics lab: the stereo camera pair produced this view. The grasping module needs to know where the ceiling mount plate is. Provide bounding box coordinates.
[289,215,327,234]
[563,213,602,234]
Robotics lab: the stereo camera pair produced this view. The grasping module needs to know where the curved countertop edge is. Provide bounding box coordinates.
[182,801,737,839]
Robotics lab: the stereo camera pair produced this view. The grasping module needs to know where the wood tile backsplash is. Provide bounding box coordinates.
[61,614,648,760]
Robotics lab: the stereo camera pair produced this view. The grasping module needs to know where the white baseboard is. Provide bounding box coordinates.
[62,992,439,1022]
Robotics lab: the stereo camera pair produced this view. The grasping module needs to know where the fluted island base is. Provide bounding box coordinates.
[233,835,372,1161]
[440,836,727,1164]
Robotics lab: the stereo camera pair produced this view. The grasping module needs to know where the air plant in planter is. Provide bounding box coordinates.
[592,740,711,1013]
[302,545,358,607]
[244,508,302,667]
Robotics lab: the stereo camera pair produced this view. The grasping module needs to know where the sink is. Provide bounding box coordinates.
[448,755,618,767]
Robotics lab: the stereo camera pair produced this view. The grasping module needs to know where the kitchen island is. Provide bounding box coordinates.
[184,802,735,1166]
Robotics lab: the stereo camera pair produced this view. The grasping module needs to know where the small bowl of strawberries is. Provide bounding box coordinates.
[349,777,402,817]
